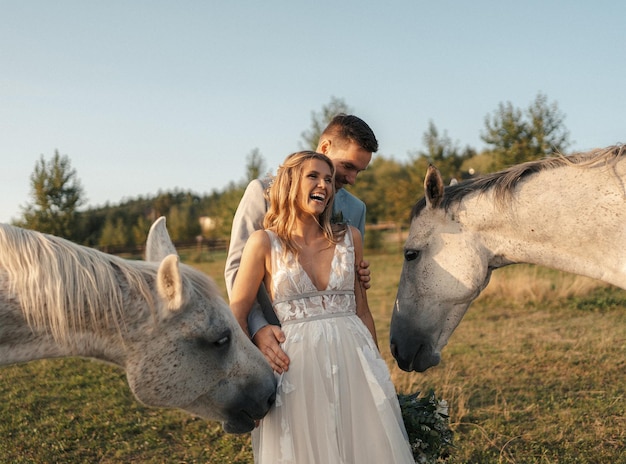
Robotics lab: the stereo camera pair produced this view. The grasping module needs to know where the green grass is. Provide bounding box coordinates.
[0,358,253,463]
[1,251,625,463]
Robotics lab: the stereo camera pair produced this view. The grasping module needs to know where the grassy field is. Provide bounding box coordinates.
[1,249,624,463]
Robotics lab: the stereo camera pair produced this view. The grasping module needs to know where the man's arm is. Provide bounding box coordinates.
[223,179,272,336]
[225,178,289,372]
[334,190,370,288]
[225,179,267,298]
[354,200,366,239]
[230,231,270,335]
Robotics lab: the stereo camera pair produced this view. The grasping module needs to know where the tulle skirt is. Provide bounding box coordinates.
[252,312,414,464]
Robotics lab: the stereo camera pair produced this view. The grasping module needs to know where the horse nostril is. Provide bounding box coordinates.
[390,342,398,359]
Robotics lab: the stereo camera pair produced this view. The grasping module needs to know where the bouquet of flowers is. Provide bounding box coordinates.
[398,389,454,463]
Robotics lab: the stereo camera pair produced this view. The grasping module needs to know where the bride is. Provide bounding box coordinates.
[230,151,414,464]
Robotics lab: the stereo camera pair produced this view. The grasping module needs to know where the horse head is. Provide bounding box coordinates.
[390,166,494,372]
[124,217,276,433]
[391,146,626,372]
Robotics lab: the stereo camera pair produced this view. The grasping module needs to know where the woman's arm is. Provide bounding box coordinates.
[350,226,378,348]
[230,230,270,336]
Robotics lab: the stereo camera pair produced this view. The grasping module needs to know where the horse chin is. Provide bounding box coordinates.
[182,390,275,434]
[222,415,256,434]
[391,340,441,372]
[411,349,441,373]
[177,403,258,434]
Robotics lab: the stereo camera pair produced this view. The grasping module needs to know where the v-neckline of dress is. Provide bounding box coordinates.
[296,242,339,292]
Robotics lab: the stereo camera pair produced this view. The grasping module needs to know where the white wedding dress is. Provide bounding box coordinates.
[252,230,414,464]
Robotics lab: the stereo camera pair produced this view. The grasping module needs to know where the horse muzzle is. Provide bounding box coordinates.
[221,386,277,434]
[390,339,441,372]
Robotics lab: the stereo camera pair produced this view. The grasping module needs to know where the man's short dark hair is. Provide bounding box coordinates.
[321,113,379,153]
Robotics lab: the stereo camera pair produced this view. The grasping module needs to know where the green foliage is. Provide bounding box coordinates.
[350,156,417,225]
[352,121,475,226]
[203,182,246,238]
[167,194,202,242]
[300,96,352,150]
[245,148,266,182]
[18,150,85,240]
[416,121,474,182]
[84,190,211,251]
[399,390,454,463]
[14,95,573,251]
[481,92,570,169]
[364,228,383,250]
[98,215,130,250]
[568,286,626,313]
[131,215,152,247]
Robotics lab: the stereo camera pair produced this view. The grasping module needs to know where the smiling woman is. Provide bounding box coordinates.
[261,151,338,257]
[229,150,415,463]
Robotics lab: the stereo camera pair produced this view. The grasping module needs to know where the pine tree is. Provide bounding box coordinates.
[18,150,85,240]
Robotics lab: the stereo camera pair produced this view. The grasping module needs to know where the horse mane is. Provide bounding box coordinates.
[0,224,156,344]
[412,144,625,218]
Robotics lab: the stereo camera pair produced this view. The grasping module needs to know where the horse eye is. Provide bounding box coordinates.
[213,334,231,348]
[404,249,419,262]
[196,330,231,350]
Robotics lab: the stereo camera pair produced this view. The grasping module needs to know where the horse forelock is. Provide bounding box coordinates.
[410,144,625,218]
[0,224,156,344]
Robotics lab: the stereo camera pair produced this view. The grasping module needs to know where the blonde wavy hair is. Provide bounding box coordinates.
[264,151,345,257]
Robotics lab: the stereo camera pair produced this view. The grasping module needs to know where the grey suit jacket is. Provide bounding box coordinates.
[224,177,366,336]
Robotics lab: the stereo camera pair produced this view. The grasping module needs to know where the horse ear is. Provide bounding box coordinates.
[146,217,177,262]
[424,164,445,209]
[156,254,186,311]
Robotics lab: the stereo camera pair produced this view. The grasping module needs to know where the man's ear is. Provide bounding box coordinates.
[318,139,331,154]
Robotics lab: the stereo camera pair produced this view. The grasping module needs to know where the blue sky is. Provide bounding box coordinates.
[2,1,624,224]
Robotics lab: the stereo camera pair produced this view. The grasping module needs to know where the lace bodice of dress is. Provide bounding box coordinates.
[266,230,356,324]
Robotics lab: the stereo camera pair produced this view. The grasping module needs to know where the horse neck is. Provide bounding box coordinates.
[0,276,132,367]
[0,311,129,367]
[463,165,626,289]
[0,229,157,367]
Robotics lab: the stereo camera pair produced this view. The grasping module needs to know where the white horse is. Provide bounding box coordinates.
[390,145,626,372]
[0,217,276,433]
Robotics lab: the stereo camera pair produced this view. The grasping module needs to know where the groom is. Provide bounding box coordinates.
[225,114,378,373]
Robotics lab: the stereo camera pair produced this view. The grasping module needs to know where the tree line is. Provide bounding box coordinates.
[13,93,570,251]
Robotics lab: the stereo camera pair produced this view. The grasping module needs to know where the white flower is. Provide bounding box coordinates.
[436,400,449,417]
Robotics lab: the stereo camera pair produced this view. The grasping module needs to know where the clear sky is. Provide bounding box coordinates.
[2,1,624,224]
